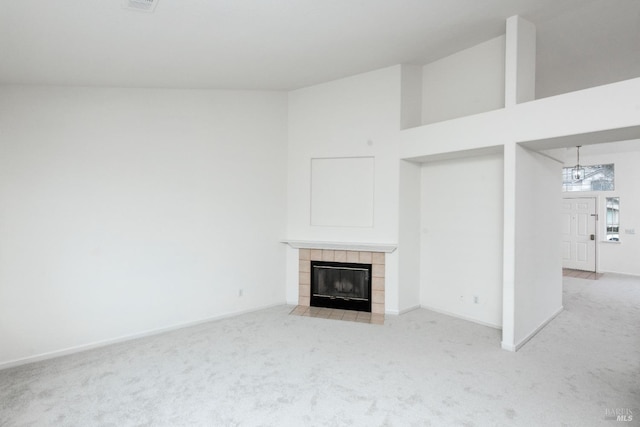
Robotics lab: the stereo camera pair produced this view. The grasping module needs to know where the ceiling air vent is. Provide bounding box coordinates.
[123,0,159,13]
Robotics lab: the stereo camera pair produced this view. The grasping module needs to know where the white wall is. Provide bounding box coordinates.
[420,152,504,327]
[398,160,421,313]
[3,19,637,365]
[0,86,288,367]
[401,65,422,130]
[562,141,640,276]
[505,16,536,106]
[513,146,563,347]
[397,66,423,312]
[286,66,403,311]
[536,1,640,99]
[422,35,505,125]
[287,66,401,244]
[402,78,640,161]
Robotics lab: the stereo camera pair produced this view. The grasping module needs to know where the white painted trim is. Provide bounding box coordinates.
[0,302,284,371]
[282,239,397,253]
[384,305,420,316]
[594,270,640,278]
[501,342,517,352]
[399,305,421,315]
[513,306,564,352]
[420,304,502,330]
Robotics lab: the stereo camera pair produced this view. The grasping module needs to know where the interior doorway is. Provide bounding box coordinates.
[561,197,597,272]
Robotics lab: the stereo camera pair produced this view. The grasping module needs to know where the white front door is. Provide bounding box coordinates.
[561,197,597,271]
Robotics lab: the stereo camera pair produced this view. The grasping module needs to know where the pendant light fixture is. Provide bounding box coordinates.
[572,146,585,181]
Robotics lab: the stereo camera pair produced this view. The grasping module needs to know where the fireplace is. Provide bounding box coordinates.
[298,249,385,315]
[311,261,371,312]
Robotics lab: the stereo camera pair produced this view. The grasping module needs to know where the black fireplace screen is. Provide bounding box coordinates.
[310,261,372,312]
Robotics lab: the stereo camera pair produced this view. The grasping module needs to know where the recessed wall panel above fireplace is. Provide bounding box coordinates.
[310,156,375,227]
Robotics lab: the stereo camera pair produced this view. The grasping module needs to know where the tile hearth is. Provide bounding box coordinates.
[289,305,384,325]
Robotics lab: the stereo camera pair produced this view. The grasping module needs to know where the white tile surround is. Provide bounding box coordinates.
[298,248,385,315]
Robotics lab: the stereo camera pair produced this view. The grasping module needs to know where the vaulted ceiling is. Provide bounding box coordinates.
[1,0,638,92]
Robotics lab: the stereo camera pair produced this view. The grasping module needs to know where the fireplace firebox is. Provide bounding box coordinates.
[310,261,372,312]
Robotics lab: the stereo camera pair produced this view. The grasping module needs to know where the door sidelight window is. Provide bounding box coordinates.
[606,197,620,241]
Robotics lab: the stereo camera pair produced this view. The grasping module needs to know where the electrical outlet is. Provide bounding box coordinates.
[625,229,635,235]
[473,295,479,304]
[238,289,243,297]
[459,295,464,302]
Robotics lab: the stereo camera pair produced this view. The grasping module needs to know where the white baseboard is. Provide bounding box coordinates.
[384,305,421,315]
[501,342,517,351]
[420,304,502,330]
[397,305,421,315]
[595,270,640,278]
[512,306,564,352]
[0,302,284,371]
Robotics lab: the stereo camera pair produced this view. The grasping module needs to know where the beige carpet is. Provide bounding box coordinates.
[1,274,638,426]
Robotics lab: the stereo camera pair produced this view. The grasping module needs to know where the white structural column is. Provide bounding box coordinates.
[501,142,517,351]
[397,65,423,314]
[397,159,422,313]
[501,15,536,351]
[505,15,536,107]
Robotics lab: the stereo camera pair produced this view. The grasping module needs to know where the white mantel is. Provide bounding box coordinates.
[282,239,397,253]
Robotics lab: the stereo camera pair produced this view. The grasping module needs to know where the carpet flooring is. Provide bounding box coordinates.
[1,274,638,426]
